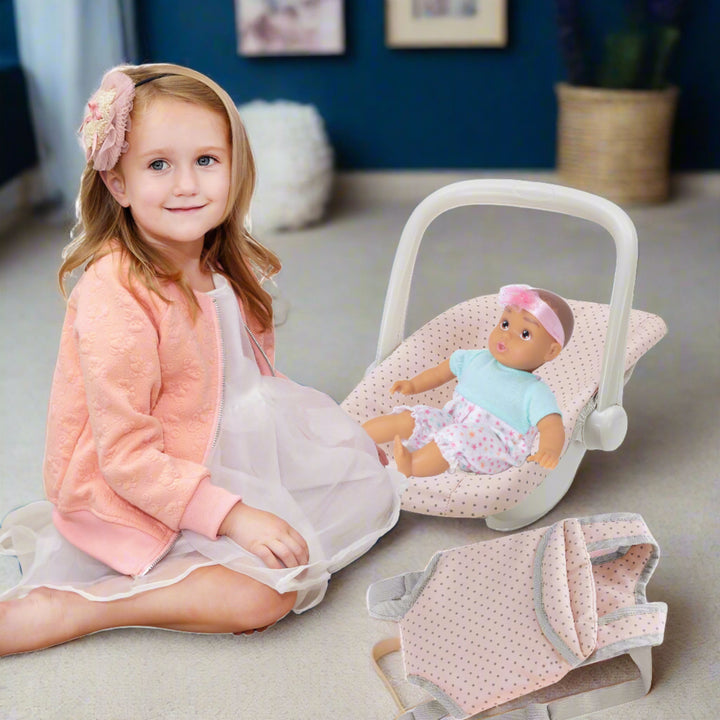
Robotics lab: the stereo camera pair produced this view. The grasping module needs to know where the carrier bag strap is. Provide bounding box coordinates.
[485,645,653,720]
[367,559,440,622]
[579,512,659,571]
[589,602,667,664]
[372,640,654,720]
[372,638,407,715]
[372,638,451,720]
[577,512,667,661]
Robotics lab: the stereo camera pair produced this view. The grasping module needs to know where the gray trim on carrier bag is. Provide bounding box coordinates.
[367,513,667,720]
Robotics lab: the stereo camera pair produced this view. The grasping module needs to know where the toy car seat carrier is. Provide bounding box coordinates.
[342,180,667,530]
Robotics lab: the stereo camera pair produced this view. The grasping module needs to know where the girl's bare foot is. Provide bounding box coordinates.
[0,587,96,656]
[394,435,412,477]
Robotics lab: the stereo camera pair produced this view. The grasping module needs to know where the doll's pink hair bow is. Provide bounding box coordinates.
[79,70,135,171]
[498,284,565,347]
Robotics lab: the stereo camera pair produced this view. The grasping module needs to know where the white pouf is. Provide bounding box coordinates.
[238,100,334,232]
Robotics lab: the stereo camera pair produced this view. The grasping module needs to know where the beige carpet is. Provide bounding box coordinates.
[1,172,718,719]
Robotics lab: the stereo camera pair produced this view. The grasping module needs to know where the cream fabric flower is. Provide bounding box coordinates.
[79,70,135,171]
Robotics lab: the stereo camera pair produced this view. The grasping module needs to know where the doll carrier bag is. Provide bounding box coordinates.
[341,180,667,531]
[367,512,667,720]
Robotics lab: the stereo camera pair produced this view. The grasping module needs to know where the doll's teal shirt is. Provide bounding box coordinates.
[449,349,561,434]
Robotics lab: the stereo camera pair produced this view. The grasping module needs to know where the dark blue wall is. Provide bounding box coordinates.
[136,2,718,171]
[0,0,38,184]
[0,0,19,64]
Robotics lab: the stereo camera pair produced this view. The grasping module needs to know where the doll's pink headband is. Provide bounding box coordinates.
[78,70,175,171]
[498,284,566,347]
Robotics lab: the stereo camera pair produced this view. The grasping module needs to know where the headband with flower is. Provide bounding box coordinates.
[497,284,566,347]
[78,70,136,171]
[79,70,176,171]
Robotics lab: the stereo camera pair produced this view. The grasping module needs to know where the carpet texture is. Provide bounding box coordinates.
[1,172,717,720]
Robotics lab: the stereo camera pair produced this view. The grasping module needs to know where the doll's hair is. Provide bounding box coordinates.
[535,288,574,347]
[61,63,280,331]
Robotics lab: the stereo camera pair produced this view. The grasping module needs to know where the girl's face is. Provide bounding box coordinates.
[488,306,562,372]
[103,96,231,259]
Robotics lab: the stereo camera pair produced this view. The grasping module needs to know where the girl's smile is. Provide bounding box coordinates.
[165,205,207,212]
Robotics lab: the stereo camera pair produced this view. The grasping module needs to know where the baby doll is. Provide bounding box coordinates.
[363,284,575,478]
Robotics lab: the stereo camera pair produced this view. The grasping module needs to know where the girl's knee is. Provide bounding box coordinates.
[245,585,296,630]
[272,589,297,621]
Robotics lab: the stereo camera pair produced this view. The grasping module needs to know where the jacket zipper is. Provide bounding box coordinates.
[209,296,226,451]
[140,534,177,576]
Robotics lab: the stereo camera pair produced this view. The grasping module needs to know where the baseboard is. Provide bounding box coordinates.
[333,170,720,205]
[333,169,555,205]
[673,171,720,197]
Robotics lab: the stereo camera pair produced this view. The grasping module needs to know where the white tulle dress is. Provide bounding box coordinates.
[0,275,405,613]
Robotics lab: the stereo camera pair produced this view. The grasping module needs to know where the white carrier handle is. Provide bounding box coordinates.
[374,179,638,415]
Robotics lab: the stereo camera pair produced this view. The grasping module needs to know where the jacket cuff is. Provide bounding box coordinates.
[179,477,241,539]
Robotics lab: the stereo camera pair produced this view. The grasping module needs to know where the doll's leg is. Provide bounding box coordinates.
[0,565,296,656]
[363,410,415,444]
[393,436,450,478]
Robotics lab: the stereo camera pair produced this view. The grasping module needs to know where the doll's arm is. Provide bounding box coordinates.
[528,413,565,469]
[391,359,455,396]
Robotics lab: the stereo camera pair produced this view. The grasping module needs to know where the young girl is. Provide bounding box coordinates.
[0,63,404,656]
[363,285,574,478]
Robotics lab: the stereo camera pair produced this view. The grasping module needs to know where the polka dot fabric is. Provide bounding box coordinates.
[539,520,597,662]
[368,513,667,719]
[398,521,596,716]
[395,397,537,474]
[342,296,667,518]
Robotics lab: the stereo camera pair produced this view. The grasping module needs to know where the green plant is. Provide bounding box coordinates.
[556,0,687,89]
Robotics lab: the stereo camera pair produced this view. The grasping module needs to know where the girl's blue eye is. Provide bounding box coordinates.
[149,160,167,171]
[197,156,215,167]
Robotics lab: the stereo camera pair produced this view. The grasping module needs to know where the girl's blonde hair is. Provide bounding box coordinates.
[61,62,280,331]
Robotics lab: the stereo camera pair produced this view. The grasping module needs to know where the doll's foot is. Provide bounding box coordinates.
[394,435,412,477]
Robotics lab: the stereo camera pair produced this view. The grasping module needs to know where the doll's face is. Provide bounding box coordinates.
[488,306,562,372]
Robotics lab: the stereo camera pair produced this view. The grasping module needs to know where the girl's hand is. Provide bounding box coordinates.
[219,502,309,569]
[390,380,415,395]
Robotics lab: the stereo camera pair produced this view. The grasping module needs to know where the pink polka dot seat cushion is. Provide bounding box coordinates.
[342,293,667,521]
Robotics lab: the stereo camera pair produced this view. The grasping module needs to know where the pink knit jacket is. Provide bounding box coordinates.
[43,252,276,576]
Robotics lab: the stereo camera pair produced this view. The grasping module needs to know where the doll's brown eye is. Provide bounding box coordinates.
[501,320,509,330]
[521,329,531,340]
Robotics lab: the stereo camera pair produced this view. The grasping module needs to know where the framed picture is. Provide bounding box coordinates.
[236,0,345,56]
[386,0,507,48]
